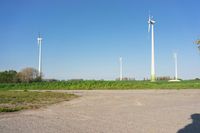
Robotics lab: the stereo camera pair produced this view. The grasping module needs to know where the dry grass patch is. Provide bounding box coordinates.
[0,91,77,112]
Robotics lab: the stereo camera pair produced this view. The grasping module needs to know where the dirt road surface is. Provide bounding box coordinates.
[0,90,200,133]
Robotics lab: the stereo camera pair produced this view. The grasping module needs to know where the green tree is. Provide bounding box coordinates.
[196,40,200,44]
[0,70,17,83]
[196,39,200,51]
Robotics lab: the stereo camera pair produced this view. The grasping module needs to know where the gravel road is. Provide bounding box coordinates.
[0,90,200,133]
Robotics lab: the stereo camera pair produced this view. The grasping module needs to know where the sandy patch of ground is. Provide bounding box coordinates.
[0,90,200,133]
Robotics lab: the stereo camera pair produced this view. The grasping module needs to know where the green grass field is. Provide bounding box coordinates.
[0,80,200,90]
[0,91,77,112]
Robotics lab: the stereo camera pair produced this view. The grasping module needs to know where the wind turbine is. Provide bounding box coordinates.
[170,53,180,82]
[148,15,156,82]
[119,57,123,81]
[174,53,178,80]
[169,53,180,82]
[37,34,42,77]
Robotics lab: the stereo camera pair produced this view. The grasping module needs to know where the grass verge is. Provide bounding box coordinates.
[0,91,77,112]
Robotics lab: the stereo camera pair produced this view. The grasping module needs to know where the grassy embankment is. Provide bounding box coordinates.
[0,91,77,112]
[0,80,200,90]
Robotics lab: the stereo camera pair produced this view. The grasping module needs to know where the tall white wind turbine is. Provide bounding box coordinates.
[119,57,123,81]
[169,53,180,82]
[37,34,42,77]
[148,15,156,82]
[174,53,178,80]
[173,53,180,81]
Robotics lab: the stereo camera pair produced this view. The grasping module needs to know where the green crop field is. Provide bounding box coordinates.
[0,80,200,90]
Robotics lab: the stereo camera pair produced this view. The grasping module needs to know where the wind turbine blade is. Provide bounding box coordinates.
[148,23,150,32]
[148,15,151,32]
[37,38,40,45]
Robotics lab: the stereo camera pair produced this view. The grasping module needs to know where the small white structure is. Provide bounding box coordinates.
[119,57,123,81]
[148,15,156,82]
[37,34,43,77]
[169,53,180,82]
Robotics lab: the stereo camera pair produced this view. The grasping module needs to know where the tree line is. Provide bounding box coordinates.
[0,67,42,83]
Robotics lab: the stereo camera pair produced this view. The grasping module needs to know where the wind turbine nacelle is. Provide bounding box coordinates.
[149,20,155,24]
[37,38,42,41]
[37,37,42,44]
[148,19,155,32]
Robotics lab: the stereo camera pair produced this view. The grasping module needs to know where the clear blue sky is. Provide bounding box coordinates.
[0,0,200,80]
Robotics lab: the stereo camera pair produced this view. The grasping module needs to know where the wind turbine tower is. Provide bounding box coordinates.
[119,57,123,81]
[173,53,180,81]
[169,53,180,82]
[148,15,156,82]
[174,53,178,80]
[37,34,42,77]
